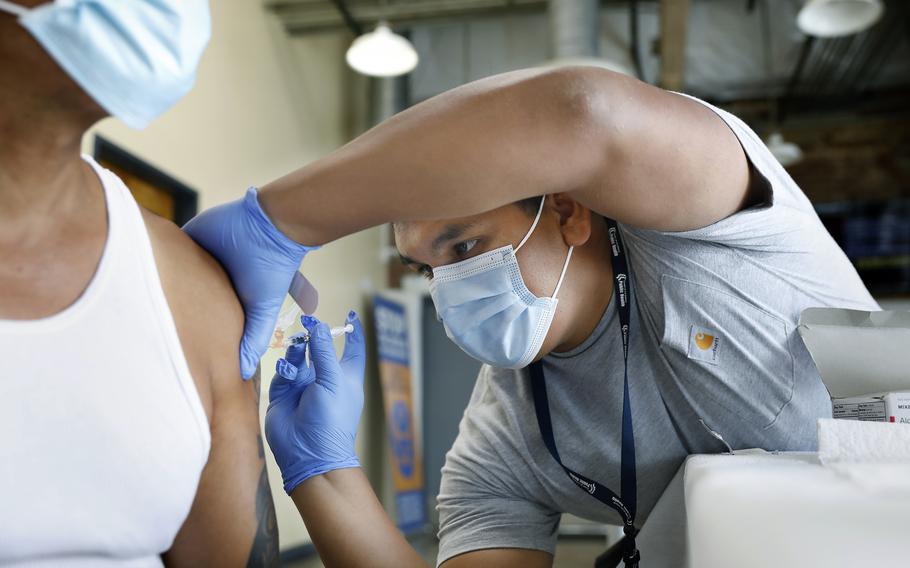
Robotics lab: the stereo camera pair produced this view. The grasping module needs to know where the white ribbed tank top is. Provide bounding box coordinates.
[0,156,211,567]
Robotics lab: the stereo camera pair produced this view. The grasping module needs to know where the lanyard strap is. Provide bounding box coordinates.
[528,219,639,567]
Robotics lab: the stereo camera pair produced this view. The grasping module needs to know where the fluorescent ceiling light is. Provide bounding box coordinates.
[766,132,803,167]
[797,0,884,38]
[345,22,418,77]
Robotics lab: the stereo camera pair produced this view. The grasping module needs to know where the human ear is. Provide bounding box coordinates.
[550,193,592,247]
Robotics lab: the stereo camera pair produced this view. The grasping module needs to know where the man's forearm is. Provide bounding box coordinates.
[291,468,427,568]
[259,67,610,246]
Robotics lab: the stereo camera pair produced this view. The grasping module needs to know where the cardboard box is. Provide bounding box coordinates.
[797,308,910,421]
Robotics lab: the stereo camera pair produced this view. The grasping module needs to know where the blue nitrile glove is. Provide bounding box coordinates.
[265,312,365,493]
[183,188,318,379]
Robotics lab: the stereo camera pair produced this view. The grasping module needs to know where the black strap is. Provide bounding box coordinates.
[594,526,640,568]
[528,219,638,568]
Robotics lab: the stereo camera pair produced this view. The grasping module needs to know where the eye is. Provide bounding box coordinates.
[399,254,433,279]
[454,239,479,257]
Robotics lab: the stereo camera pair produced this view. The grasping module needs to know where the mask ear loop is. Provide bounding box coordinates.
[551,246,574,299]
[0,0,28,17]
[515,196,547,252]
[513,195,575,300]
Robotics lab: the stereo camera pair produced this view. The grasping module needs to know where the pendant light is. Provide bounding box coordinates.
[345,21,418,77]
[797,0,884,38]
[757,0,803,167]
[766,132,804,166]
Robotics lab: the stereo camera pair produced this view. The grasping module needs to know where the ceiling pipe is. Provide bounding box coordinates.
[549,0,599,60]
[545,0,633,76]
[630,0,644,80]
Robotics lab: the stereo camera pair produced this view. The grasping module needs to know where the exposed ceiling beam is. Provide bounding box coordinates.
[328,0,364,36]
[265,0,550,34]
[658,0,690,90]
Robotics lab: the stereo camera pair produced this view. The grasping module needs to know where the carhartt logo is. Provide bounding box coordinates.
[694,332,714,350]
[689,327,721,365]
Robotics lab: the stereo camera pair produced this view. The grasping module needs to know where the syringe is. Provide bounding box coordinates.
[281,324,354,347]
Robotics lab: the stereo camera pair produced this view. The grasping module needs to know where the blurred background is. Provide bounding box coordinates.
[81,0,909,565]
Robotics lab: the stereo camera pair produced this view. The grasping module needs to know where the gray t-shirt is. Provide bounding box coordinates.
[435,96,878,565]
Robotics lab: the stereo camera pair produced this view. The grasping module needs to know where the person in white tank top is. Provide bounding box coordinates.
[0,2,279,565]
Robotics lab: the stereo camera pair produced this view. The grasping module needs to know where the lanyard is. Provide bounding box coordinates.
[528,219,639,568]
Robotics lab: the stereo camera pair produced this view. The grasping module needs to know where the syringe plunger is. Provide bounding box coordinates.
[282,324,354,347]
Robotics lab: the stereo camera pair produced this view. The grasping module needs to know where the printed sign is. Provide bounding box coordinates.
[374,295,427,533]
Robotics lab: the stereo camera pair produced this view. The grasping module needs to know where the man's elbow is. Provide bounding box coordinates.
[541,65,620,123]
[533,65,625,186]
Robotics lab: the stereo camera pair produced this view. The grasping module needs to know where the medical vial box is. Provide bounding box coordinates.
[832,392,910,424]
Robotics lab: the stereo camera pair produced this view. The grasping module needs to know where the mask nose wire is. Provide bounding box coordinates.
[0,0,28,17]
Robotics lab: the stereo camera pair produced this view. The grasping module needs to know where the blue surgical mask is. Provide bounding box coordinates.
[0,0,211,129]
[429,197,574,369]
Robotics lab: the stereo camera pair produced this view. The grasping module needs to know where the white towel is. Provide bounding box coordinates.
[818,418,910,464]
[817,418,910,497]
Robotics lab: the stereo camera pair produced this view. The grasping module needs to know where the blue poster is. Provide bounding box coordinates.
[374,295,427,533]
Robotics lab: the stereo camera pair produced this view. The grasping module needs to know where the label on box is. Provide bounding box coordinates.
[832,398,887,421]
[832,392,910,423]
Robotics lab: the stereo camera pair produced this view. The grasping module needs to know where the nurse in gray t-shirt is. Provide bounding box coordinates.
[198,67,877,568]
[394,96,876,567]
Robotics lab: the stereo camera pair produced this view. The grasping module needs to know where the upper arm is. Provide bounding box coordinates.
[164,368,278,567]
[442,548,552,568]
[436,476,560,567]
[573,69,754,232]
[143,211,279,566]
[436,383,560,567]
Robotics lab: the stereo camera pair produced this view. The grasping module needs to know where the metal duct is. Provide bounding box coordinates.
[549,0,600,59]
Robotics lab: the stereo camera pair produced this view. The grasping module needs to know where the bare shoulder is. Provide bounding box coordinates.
[140,207,248,420]
[143,207,279,564]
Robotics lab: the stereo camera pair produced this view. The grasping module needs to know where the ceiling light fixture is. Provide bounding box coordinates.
[797,0,884,38]
[345,21,418,77]
[766,132,804,167]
